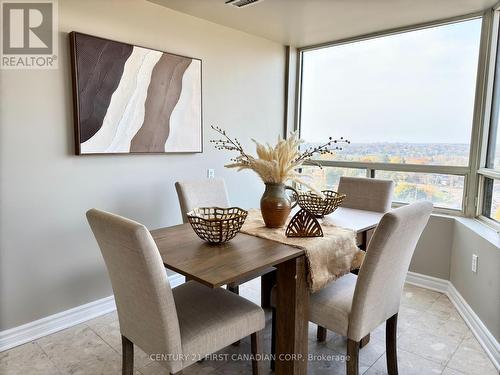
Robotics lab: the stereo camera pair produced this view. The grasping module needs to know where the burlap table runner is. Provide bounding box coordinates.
[240,209,364,292]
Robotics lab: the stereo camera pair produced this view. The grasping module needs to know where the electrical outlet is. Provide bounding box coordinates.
[472,254,478,273]
[207,169,215,179]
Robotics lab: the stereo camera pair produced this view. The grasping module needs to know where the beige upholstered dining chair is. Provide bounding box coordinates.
[270,201,433,374]
[313,176,395,341]
[175,178,275,296]
[338,176,394,213]
[175,178,230,224]
[86,209,265,375]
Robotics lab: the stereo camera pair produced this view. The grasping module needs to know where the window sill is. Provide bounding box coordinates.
[455,216,500,248]
[421,212,500,248]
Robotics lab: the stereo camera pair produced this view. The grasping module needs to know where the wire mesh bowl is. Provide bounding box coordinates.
[187,207,248,244]
[296,190,346,217]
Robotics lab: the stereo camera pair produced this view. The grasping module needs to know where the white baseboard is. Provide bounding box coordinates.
[405,271,450,293]
[0,296,116,352]
[406,271,500,370]
[0,274,185,352]
[447,283,500,370]
[1,272,497,371]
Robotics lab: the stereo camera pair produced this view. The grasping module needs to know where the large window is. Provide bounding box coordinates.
[298,166,366,191]
[482,178,500,221]
[299,18,483,212]
[375,171,465,210]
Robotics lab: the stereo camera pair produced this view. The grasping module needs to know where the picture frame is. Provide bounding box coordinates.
[69,32,203,155]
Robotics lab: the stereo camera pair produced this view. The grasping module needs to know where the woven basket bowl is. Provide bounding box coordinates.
[187,207,248,244]
[297,190,346,217]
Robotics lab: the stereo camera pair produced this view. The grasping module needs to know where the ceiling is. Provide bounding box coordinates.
[148,0,497,47]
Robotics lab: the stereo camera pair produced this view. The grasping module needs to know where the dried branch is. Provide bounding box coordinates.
[210,125,350,190]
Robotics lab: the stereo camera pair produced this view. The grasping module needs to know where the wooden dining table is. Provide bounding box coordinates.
[151,207,384,375]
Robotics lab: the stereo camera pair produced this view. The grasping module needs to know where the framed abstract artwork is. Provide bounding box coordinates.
[69,32,202,155]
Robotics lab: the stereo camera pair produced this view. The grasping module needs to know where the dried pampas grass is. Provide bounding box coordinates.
[210,125,349,194]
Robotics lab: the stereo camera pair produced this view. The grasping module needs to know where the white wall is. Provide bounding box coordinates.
[410,215,454,280]
[0,0,285,330]
[450,220,500,341]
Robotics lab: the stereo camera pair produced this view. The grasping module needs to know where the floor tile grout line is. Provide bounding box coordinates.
[398,295,498,374]
[400,292,471,343]
[85,322,165,375]
[398,347,448,368]
[405,319,469,339]
[83,321,127,369]
[360,350,385,374]
[443,333,467,369]
[84,319,224,373]
[3,283,493,374]
[361,349,385,369]
[362,346,457,374]
[404,298,481,371]
[441,332,495,374]
[396,330,465,368]
[359,288,466,373]
[317,286,445,374]
[84,322,121,354]
[34,340,64,375]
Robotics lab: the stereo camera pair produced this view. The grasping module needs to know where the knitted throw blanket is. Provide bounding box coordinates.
[240,209,364,292]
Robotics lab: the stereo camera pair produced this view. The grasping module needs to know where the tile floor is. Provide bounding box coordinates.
[0,279,497,375]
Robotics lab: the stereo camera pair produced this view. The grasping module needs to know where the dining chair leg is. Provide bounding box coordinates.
[270,308,276,371]
[346,339,359,375]
[121,335,134,375]
[251,330,263,375]
[228,284,240,294]
[359,334,370,348]
[261,271,276,308]
[228,282,241,346]
[386,313,399,375]
[317,326,327,342]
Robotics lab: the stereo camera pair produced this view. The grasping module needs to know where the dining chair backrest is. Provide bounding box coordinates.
[338,177,394,213]
[347,201,432,341]
[86,209,183,372]
[175,178,230,223]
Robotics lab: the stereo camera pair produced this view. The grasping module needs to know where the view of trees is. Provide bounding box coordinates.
[376,171,464,210]
[300,142,500,216]
[486,179,500,221]
[317,142,470,166]
[298,142,488,211]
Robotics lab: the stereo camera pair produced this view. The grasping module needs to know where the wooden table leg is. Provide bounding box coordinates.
[260,270,276,308]
[352,230,368,276]
[359,334,370,348]
[360,230,367,250]
[276,256,308,375]
[355,229,372,348]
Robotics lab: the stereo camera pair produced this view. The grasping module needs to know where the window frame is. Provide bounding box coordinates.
[294,11,491,217]
[477,7,500,229]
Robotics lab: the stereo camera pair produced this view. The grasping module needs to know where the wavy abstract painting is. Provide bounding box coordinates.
[69,32,202,154]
